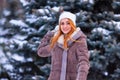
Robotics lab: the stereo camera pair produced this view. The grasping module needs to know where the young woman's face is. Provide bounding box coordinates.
[60,18,72,34]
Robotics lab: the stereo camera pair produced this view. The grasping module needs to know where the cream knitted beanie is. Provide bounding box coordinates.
[59,11,76,26]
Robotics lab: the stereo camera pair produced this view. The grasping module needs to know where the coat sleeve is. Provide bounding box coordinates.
[37,31,54,57]
[76,34,90,80]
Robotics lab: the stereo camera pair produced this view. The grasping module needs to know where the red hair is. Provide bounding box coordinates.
[50,19,76,49]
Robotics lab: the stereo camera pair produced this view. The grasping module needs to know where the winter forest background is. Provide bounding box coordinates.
[0,0,120,80]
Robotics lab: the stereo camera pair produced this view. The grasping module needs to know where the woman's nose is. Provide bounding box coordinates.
[63,24,67,28]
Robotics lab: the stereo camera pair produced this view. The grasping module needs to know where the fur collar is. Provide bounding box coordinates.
[57,27,81,45]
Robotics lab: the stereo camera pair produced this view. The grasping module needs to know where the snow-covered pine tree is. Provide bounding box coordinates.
[0,0,120,80]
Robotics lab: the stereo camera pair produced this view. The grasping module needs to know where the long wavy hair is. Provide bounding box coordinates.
[50,19,76,49]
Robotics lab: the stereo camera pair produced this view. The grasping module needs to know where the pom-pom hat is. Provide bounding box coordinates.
[59,11,76,26]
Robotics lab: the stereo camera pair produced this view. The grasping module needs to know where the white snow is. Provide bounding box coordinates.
[3,9,11,16]
[26,14,37,18]
[111,21,120,30]
[114,14,120,17]
[0,35,27,49]
[26,18,38,24]
[92,27,111,35]
[37,9,45,14]
[11,38,27,48]
[52,7,60,12]
[4,64,14,71]
[37,9,49,15]
[104,20,120,31]
[25,14,38,23]
[104,71,108,76]
[12,54,33,62]
[26,58,33,62]
[9,19,28,27]
[0,38,8,44]
[38,25,46,32]
[115,25,120,31]
[80,0,88,2]
[0,18,6,25]
[13,34,27,40]
[12,54,25,61]
[0,47,14,71]
[89,0,94,3]
[0,49,8,64]
[20,0,30,6]
[76,12,81,16]
[0,28,8,35]
[41,16,52,20]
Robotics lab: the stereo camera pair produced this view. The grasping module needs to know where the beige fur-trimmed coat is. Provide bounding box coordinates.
[37,28,90,80]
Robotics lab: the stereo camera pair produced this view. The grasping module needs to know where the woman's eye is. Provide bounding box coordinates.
[67,22,70,25]
[61,22,70,25]
[61,22,64,25]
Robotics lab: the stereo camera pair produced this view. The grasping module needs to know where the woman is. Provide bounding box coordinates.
[37,11,90,80]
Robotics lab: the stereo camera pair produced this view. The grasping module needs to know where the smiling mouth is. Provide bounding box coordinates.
[63,28,69,31]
